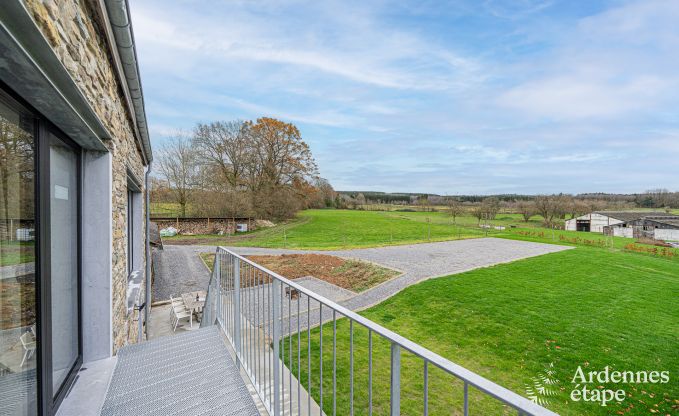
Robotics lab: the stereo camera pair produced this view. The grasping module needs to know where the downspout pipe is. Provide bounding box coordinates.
[145,163,151,328]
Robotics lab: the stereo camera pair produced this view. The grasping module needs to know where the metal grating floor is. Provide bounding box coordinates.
[100,326,260,416]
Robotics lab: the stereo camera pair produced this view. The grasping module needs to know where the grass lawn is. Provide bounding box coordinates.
[282,247,678,416]
[0,241,35,267]
[167,209,506,249]
[500,227,679,262]
[150,202,189,217]
[168,210,679,263]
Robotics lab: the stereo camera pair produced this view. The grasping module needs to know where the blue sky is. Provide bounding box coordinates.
[131,0,679,195]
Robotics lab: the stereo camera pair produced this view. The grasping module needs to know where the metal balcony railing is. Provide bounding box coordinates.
[201,247,558,416]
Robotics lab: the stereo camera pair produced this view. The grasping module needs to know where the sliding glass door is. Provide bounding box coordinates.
[0,84,82,415]
[0,85,38,416]
[47,133,80,396]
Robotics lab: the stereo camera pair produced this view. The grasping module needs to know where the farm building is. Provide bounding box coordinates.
[604,217,679,241]
[565,211,678,233]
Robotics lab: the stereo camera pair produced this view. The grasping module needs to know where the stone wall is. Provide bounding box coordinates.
[23,0,147,352]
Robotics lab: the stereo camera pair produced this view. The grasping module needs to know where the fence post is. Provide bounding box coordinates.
[272,279,281,416]
[234,258,241,364]
[391,343,401,416]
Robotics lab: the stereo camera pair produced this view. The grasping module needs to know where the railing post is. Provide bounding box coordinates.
[215,250,221,327]
[390,343,401,416]
[272,279,281,416]
[234,257,241,364]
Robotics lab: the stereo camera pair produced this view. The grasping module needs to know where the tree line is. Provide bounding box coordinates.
[154,117,337,220]
[340,190,679,210]
[449,193,677,227]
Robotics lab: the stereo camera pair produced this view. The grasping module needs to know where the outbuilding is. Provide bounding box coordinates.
[565,211,677,233]
[605,217,679,241]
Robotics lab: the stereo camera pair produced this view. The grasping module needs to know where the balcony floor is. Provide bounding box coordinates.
[100,326,260,416]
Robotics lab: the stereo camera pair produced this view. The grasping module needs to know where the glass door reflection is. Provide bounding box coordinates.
[48,134,79,395]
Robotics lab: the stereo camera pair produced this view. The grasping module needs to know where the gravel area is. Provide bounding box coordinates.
[293,276,355,302]
[156,239,572,331]
[151,245,211,301]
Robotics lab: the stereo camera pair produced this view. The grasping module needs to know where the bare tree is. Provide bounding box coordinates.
[534,195,558,226]
[446,198,464,223]
[569,199,590,219]
[0,116,35,221]
[482,197,501,220]
[644,188,672,208]
[416,195,431,211]
[471,204,485,224]
[306,178,337,208]
[517,200,536,222]
[193,120,250,189]
[553,194,573,220]
[156,133,199,217]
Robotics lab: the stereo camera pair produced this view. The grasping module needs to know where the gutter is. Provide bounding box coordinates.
[100,0,153,164]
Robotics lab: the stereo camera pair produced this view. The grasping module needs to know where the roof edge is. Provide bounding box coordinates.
[98,0,152,164]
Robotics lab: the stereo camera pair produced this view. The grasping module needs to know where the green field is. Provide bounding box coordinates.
[177,208,677,414]
[150,202,189,217]
[164,209,534,249]
[165,209,679,261]
[282,247,678,416]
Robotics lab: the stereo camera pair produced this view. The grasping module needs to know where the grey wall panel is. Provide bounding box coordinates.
[82,150,113,361]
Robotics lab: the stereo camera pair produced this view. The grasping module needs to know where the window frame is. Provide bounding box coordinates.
[0,79,83,416]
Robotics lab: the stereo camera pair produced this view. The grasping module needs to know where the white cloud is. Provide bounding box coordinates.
[497,75,668,120]
[131,1,483,91]
[495,0,679,121]
[131,0,679,194]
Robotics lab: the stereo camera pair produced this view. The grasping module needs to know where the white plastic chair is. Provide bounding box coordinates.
[20,332,36,367]
[169,296,184,324]
[169,295,193,330]
[171,305,192,331]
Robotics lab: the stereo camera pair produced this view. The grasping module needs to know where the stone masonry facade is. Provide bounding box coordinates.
[23,0,147,352]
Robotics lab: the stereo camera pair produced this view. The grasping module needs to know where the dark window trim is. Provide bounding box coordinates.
[1,79,83,416]
[127,188,134,276]
[44,126,83,414]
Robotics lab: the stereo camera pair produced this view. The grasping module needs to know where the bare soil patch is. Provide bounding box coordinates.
[201,253,398,293]
[250,254,399,292]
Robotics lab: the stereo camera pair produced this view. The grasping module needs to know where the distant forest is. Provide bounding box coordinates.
[337,190,679,209]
